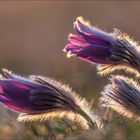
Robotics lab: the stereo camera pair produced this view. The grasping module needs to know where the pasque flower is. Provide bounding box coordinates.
[0,69,101,129]
[100,75,140,120]
[64,17,140,76]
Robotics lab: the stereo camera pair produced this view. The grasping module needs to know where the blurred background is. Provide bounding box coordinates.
[0,1,140,140]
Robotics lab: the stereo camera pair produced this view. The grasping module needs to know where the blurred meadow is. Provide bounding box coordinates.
[0,1,140,140]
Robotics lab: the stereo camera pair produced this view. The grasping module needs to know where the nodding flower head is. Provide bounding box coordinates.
[100,75,140,121]
[64,17,140,76]
[0,69,102,129]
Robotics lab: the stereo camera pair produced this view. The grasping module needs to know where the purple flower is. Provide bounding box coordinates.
[100,75,140,120]
[64,17,140,75]
[0,69,100,129]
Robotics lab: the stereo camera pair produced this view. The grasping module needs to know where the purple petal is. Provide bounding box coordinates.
[0,69,78,114]
[0,80,33,112]
[76,45,111,64]
[64,43,83,53]
[64,17,114,64]
[65,41,111,64]
[74,17,113,44]
[68,34,90,46]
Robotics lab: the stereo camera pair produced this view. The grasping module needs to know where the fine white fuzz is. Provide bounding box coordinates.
[100,75,140,121]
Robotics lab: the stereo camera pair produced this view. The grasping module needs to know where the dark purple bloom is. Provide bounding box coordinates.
[64,17,140,75]
[0,69,100,129]
[100,75,140,120]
